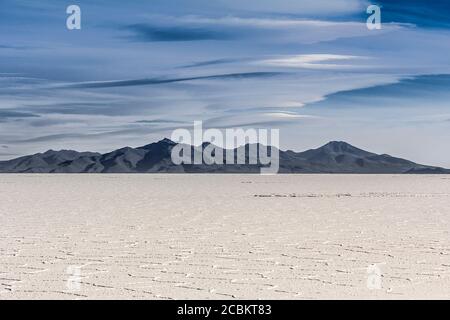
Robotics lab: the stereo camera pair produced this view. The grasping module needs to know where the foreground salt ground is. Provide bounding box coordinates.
[0,174,449,300]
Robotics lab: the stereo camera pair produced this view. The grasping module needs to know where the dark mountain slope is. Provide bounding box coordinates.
[0,139,448,174]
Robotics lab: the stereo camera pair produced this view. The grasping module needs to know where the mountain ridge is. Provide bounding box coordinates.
[0,139,448,174]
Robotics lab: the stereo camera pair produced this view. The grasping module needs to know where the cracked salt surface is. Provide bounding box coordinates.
[0,174,449,299]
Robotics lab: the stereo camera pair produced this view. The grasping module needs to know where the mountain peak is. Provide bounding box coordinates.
[138,138,176,150]
[159,138,175,144]
[43,149,75,154]
[320,141,373,156]
[324,141,350,147]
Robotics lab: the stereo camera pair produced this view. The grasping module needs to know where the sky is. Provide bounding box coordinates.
[1,0,450,167]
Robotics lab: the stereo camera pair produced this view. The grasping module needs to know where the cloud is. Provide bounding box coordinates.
[27,118,86,127]
[123,23,234,42]
[375,0,450,29]
[204,111,317,128]
[0,109,39,119]
[179,58,248,69]
[133,14,406,46]
[181,54,367,70]
[0,44,35,50]
[6,124,182,144]
[57,72,285,89]
[306,74,450,109]
[257,54,365,69]
[23,102,133,116]
[9,133,87,144]
[211,0,366,16]
[135,119,187,124]
[170,16,361,28]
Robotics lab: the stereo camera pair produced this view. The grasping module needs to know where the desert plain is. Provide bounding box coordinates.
[0,174,449,299]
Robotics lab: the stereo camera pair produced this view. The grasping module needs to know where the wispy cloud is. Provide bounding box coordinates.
[56,72,285,89]
[132,14,403,45]
[0,109,39,119]
[257,54,365,69]
[123,23,234,42]
[306,74,450,110]
[166,15,361,28]
[178,58,249,69]
[135,119,188,124]
[0,44,35,50]
[375,0,450,29]
[204,111,317,128]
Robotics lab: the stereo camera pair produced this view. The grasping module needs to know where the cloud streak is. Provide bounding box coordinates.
[57,72,285,89]
[0,109,39,119]
[257,54,365,69]
[124,23,234,42]
[306,74,450,110]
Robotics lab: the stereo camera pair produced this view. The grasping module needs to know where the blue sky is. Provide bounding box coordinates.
[1,0,450,166]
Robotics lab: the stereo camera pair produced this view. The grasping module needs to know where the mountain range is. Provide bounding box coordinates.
[0,139,448,174]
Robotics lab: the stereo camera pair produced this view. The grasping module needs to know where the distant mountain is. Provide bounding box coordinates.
[0,149,101,173]
[0,139,448,174]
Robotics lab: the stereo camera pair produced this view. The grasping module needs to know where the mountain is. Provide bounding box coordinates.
[0,149,101,173]
[281,141,443,174]
[0,139,448,174]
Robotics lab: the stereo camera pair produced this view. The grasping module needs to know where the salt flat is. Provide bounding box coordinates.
[0,174,449,300]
